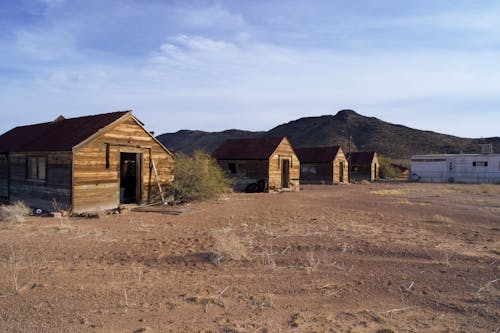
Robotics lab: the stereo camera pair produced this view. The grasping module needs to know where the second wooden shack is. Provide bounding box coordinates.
[213,137,300,191]
[295,146,349,184]
[346,151,380,181]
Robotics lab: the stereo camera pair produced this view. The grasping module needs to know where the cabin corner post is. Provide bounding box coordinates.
[71,147,78,214]
[7,153,11,204]
[147,148,152,204]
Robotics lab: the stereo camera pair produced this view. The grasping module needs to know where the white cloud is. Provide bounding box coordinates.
[178,5,245,29]
[1,2,499,138]
[36,0,66,6]
[14,28,75,61]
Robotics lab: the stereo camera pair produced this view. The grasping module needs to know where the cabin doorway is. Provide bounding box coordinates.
[281,159,290,188]
[120,152,141,204]
[339,162,345,183]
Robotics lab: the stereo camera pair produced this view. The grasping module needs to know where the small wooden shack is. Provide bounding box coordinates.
[213,137,300,191]
[346,151,379,182]
[0,111,174,213]
[295,146,348,184]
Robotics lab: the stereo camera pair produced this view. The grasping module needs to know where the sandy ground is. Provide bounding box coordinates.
[0,182,499,333]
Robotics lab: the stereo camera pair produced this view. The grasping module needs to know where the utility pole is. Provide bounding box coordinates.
[348,135,352,183]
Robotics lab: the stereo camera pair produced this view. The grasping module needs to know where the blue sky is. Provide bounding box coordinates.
[1,0,499,138]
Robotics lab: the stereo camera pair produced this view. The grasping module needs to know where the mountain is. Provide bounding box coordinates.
[156,129,264,155]
[157,110,500,158]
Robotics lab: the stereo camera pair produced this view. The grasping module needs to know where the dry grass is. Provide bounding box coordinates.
[0,202,31,223]
[209,228,247,265]
[0,245,46,297]
[376,328,397,333]
[371,189,405,196]
[430,214,453,224]
[295,251,320,274]
[447,184,500,195]
[185,285,229,313]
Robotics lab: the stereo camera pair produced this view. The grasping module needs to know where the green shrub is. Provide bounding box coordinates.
[169,150,232,202]
[379,156,403,179]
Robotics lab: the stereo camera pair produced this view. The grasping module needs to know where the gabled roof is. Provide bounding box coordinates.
[213,137,286,160]
[0,111,129,153]
[295,146,342,163]
[346,151,377,165]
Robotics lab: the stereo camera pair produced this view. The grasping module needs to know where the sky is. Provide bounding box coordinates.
[1,0,499,138]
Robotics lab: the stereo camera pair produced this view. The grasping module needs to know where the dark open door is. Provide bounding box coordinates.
[339,161,344,182]
[281,159,290,188]
[120,152,141,204]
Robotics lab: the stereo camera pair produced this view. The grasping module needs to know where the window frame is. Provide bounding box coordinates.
[228,162,237,174]
[26,156,47,181]
[472,161,488,167]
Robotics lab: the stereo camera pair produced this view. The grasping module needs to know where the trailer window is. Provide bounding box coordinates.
[473,161,488,167]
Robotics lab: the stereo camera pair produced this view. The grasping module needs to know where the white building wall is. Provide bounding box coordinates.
[410,154,500,184]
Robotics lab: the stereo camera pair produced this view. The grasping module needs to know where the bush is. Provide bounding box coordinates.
[379,156,404,179]
[0,202,31,223]
[209,227,247,265]
[169,150,232,202]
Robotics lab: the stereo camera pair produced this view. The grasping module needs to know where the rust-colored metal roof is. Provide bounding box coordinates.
[345,151,377,165]
[0,111,129,153]
[213,137,285,160]
[295,146,342,163]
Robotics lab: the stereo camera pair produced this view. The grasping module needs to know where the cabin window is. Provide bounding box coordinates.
[27,156,47,180]
[228,163,237,174]
[472,161,488,167]
[301,165,317,174]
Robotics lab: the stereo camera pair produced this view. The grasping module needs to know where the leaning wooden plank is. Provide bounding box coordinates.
[151,158,166,204]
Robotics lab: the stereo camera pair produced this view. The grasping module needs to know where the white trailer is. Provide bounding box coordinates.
[410,153,500,184]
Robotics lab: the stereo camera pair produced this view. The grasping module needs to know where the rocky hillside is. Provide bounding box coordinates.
[157,129,264,155]
[157,110,500,158]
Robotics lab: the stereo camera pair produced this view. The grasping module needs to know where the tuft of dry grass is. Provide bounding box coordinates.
[376,328,397,333]
[371,189,405,196]
[0,245,46,296]
[209,228,247,265]
[0,202,31,223]
[430,214,453,224]
[185,285,229,313]
[447,184,500,195]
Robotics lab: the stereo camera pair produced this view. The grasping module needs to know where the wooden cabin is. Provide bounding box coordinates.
[346,151,380,182]
[295,146,348,184]
[0,111,174,213]
[213,137,300,191]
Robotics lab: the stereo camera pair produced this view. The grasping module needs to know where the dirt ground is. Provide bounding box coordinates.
[0,182,499,333]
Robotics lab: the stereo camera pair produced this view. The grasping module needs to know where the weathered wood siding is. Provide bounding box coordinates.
[300,163,333,184]
[268,139,300,190]
[333,151,349,183]
[8,152,72,210]
[350,155,379,182]
[72,115,174,213]
[218,159,269,191]
[0,155,8,202]
[300,150,348,184]
[371,154,380,180]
